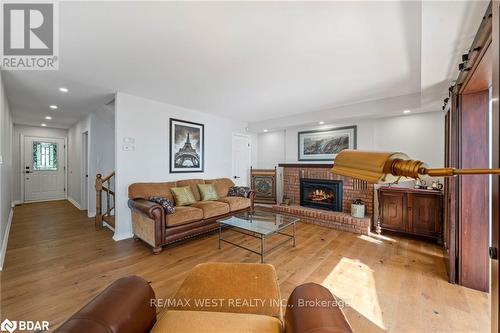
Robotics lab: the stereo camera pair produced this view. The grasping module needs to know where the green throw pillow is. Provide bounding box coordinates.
[170,186,196,206]
[197,184,219,201]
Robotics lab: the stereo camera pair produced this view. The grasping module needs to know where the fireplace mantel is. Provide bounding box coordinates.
[278,163,333,168]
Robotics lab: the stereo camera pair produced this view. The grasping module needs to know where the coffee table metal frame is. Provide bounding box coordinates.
[217,213,298,263]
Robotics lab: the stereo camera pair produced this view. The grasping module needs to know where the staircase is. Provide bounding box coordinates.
[95,172,115,230]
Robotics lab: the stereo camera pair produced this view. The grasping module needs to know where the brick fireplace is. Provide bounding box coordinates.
[273,163,374,235]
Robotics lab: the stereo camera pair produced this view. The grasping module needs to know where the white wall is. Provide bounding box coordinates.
[67,106,115,216]
[114,92,247,240]
[0,71,13,269]
[255,111,445,169]
[257,130,286,169]
[11,125,68,203]
[89,106,115,216]
[67,115,90,207]
[371,112,444,167]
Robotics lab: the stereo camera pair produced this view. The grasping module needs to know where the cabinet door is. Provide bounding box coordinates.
[380,192,406,232]
[411,194,441,237]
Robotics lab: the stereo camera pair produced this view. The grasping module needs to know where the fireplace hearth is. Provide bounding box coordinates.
[300,178,343,212]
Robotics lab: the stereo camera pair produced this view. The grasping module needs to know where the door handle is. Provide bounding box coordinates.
[233,176,241,179]
[25,171,30,174]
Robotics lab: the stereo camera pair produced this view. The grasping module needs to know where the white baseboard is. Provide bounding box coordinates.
[0,208,14,271]
[87,211,96,218]
[113,232,133,242]
[11,200,22,207]
[67,196,82,210]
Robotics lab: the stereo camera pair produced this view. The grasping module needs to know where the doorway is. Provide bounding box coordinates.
[81,131,89,211]
[231,134,251,186]
[23,136,66,202]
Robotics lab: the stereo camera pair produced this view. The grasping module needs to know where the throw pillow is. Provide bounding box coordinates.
[170,186,196,206]
[197,184,219,201]
[149,197,175,214]
[227,186,251,198]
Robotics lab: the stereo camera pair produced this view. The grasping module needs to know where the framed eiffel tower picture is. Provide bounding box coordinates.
[170,118,205,173]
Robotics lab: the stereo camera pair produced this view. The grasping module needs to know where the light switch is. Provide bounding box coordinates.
[122,144,135,151]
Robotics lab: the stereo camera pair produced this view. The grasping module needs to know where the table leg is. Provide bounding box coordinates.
[260,234,265,263]
[292,222,296,247]
[218,225,222,249]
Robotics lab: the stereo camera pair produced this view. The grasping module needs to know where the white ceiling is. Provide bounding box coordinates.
[1,1,489,129]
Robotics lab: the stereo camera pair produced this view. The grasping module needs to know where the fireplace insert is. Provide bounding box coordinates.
[300,178,343,212]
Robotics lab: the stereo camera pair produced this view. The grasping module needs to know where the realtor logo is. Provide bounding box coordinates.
[0,319,17,333]
[1,1,59,70]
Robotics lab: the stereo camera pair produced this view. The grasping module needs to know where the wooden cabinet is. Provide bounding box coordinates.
[379,191,406,232]
[378,187,443,242]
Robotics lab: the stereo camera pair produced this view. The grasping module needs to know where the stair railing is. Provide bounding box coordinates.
[95,171,115,230]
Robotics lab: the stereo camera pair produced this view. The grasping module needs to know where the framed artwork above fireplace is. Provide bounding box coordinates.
[298,125,356,161]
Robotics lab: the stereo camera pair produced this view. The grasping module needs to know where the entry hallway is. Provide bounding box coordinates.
[0,201,490,332]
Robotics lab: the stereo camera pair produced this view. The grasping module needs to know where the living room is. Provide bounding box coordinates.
[0,1,499,333]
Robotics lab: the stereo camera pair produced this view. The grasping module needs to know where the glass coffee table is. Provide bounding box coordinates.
[217,211,299,263]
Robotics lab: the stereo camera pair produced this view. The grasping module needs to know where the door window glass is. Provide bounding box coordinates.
[33,142,58,171]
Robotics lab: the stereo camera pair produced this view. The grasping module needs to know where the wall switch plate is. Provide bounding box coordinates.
[122,144,135,151]
[0,155,3,164]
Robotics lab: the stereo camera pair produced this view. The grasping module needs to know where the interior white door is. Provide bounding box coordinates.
[82,132,89,210]
[232,134,251,186]
[24,136,66,202]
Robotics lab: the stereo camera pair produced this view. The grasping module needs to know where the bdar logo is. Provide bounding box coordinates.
[0,319,17,333]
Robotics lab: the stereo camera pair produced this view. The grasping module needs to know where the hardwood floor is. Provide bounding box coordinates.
[1,200,490,332]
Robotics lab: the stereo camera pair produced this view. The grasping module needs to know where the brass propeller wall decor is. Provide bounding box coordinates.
[331,150,500,184]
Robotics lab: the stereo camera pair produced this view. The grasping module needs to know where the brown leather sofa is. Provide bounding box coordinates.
[55,263,353,333]
[128,178,255,254]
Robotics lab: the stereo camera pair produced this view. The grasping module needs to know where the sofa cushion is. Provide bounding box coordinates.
[151,310,282,333]
[149,197,175,214]
[128,182,177,201]
[190,201,230,219]
[197,184,219,201]
[171,186,196,206]
[205,178,235,198]
[217,196,251,211]
[228,186,251,198]
[165,206,203,227]
[172,263,282,319]
[176,179,205,201]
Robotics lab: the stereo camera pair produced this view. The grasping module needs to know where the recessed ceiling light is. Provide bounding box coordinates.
[41,123,47,127]
[403,109,411,114]
[319,121,325,125]
[59,87,69,93]
[45,116,52,120]
[263,129,269,132]
[49,105,58,110]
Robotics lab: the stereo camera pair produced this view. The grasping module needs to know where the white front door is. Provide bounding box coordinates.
[232,134,251,186]
[24,136,66,202]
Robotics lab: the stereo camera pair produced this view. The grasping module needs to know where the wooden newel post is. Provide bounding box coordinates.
[95,174,103,230]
